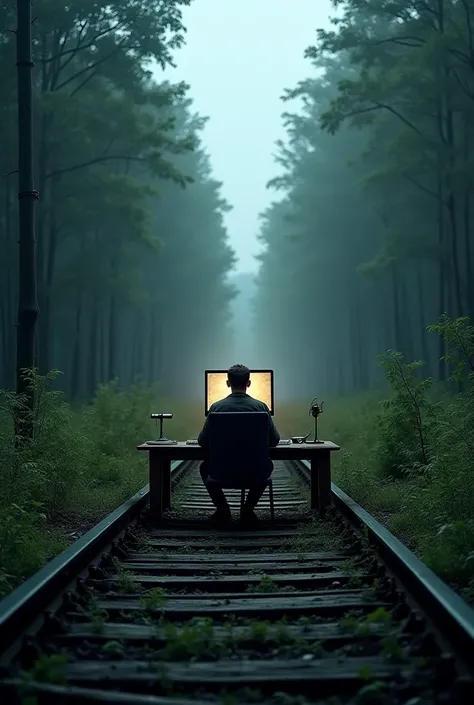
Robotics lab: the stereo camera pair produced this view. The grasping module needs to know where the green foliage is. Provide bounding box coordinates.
[115,564,141,594]
[140,587,168,611]
[0,502,49,597]
[22,654,68,685]
[427,315,474,380]
[246,574,280,593]
[162,618,226,660]
[374,350,438,478]
[356,680,388,704]
[0,372,202,596]
[101,640,125,656]
[275,317,474,599]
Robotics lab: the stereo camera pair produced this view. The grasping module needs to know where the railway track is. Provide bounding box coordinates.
[1,459,473,705]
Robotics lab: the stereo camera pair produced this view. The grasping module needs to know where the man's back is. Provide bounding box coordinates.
[198,392,280,447]
[197,364,280,524]
[211,392,268,414]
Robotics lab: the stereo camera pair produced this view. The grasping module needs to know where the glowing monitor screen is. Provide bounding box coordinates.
[205,369,274,416]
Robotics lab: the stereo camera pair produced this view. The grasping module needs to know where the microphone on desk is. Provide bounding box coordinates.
[148,413,177,445]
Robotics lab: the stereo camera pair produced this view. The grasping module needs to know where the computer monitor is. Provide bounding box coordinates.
[204,369,274,416]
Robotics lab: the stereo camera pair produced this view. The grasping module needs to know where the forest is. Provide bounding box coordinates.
[0,0,473,604]
[254,0,474,397]
[0,0,235,402]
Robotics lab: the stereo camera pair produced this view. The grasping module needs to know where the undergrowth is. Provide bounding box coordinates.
[279,315,474,602]
[0,315,473,605]
[0,376,200,596]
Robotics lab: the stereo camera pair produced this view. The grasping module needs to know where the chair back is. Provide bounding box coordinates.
[208,412,270,488]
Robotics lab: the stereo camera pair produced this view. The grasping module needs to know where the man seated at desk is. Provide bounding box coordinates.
[197,364,280,525]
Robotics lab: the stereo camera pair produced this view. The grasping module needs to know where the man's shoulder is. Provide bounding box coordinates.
[247,396,269,411]
[211,395,269,412]
[211,397,228,411]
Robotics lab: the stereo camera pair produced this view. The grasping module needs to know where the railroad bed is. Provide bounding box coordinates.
[1,460,473,705]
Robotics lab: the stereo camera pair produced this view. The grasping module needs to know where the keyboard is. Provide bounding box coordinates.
[187,439,291,445]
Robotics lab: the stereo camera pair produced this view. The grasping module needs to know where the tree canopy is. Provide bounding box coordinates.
[0,0,235,401]
[254,0,474,397]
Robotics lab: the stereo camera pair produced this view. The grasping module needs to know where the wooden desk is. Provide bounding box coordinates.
[137,441,340,522]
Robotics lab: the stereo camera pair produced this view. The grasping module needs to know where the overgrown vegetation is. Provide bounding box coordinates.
[0,374,199,597]
[279,317,474,602]
[0,317,473,604]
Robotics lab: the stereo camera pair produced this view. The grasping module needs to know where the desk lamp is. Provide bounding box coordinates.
[147,413,177,445]
[307,398,324,444]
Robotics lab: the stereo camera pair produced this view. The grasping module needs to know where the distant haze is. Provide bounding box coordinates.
[159,0,334,273]
[228,271,258,364]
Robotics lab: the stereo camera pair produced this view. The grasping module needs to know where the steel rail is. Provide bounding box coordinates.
[0,459,187,660]
[2,454,473,677]
[294,459,474,668]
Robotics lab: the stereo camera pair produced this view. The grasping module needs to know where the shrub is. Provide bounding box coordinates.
[373,352,439,479]
[0,373,201,594]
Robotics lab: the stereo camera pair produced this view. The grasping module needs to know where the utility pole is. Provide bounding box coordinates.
[15,0,39,437]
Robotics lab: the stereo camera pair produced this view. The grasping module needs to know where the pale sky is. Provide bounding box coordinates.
[158,0,335,273]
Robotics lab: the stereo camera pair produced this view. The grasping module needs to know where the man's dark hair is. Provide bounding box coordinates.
[227,364,250,388]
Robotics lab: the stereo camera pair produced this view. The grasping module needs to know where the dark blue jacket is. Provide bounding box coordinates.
[198,392,280,448]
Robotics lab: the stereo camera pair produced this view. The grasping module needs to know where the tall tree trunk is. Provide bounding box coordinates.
[15,0,40,437]
[88,301,99,399]
[447,191,463,317]
[1,179,13,386]
[349,306,358,391]
[390,264,403,353]
[70,287,83,399]
[148,309,157,384]
[400,274,414,362]
[464,189,473,318]
[38,178,61,374]
[155,313,163,383]
[0,304,5,384]
[337,358,345,395]
[35,28,55,374]
[108,295,117,381]
[416,263,430,371]
[6,180,15,388]
[437,175,447,381]
[130,314,138,383]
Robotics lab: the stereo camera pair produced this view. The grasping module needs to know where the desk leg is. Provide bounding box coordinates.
[149,453,164,523]
[310,458,320,510]
[162,460,171,510]
[310,451,331,515]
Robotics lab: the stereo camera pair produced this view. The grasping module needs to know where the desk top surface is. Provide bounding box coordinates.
[137,440,340,452]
